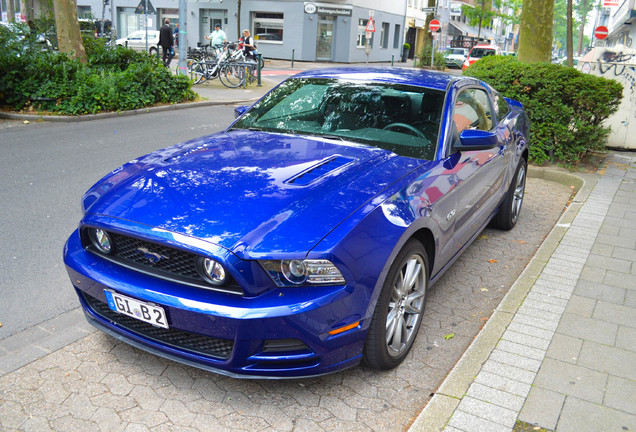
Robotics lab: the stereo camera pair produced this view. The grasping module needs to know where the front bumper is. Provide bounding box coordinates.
[64,229,368,378]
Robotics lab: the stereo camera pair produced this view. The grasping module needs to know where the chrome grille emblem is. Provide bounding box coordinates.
[136,247,169,264]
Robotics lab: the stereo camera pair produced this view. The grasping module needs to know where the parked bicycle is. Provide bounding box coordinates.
[186,41,264,88]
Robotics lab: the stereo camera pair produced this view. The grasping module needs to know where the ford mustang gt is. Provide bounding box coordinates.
[64,67,529,378]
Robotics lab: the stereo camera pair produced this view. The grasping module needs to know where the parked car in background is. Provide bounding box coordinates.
[116,30,160,54]
[462,44,501,70]
[65,67,529,379]
[444,47,469,69]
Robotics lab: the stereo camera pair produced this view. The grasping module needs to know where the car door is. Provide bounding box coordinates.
[439,86,507,261]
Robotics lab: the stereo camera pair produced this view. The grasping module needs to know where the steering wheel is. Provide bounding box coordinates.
[383,123,426,138]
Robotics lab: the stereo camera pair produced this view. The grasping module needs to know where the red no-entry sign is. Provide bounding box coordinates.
[429,19,441,32]
[594,25,609,40]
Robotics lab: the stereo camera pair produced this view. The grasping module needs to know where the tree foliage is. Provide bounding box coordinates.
[464,56,623,166]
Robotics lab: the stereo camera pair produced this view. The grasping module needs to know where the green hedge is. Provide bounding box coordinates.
[463,56,623,166]
[0,25,196,115]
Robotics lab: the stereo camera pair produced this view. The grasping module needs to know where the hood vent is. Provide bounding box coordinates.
[285,156,355,186]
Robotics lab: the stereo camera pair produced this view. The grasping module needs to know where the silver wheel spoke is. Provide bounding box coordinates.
[389,315,406,351]
[404,291,424,314]
[403,260,421,292]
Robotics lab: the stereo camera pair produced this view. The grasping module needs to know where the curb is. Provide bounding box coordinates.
[408,167,597,432]
[0,98,261,123]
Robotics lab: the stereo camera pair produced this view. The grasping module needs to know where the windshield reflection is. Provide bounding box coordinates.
[231,78,445,161]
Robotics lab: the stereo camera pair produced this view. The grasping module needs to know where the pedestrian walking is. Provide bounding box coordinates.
[158,18,174,67]
[205,23,226,48]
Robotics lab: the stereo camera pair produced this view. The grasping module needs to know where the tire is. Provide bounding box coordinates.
[149,47,157,56]
[219,63,246,88]
[491,157,527,230]
[188,61,206,85]
[363,239,428,370]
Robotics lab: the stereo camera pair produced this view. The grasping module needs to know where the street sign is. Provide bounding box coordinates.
[421,7,435,13]
[365,17,376,33]
[135,0,156,15]
[429,19,441,32]
[366,31,372,39]
[594,25,609,40]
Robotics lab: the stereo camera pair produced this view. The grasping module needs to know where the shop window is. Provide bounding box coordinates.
[381,22,389,48]
[253,12,284,42]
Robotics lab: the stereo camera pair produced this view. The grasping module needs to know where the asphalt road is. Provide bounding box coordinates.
[0,106,236,340]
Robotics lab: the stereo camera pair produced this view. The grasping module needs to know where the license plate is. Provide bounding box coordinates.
[104,290,169,329]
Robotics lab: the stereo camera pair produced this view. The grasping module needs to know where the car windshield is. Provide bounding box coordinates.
[231,78,444,160]
[471,48,496,58]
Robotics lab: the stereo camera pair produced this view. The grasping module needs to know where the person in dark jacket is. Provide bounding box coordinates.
[158,18,174,67]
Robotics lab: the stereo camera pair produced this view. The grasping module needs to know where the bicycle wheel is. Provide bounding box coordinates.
[188,61,206,84]
[219,63,246,88]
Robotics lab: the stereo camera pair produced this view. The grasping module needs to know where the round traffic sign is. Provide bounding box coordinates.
[594,25,609,40]
[429,19,441,32]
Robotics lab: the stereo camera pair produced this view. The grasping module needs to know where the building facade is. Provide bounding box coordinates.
[64,0,406,62]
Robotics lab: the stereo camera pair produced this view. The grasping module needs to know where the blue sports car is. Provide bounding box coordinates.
[64,68,529,378]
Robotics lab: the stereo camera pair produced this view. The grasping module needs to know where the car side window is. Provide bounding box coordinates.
[492,90,510,121]
[452,88,493,134]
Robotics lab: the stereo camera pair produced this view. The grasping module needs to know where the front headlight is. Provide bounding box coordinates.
[259,259,345,287]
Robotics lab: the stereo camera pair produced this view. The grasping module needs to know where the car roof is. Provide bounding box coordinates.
[292,67,460,92]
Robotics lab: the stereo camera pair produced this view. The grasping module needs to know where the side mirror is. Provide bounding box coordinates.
[234,105,249,118]
[455,129,498,151]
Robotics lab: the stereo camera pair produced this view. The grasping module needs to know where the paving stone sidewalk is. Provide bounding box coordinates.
[412,151,636,432]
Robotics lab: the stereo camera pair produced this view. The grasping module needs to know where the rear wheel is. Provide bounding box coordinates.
[363,239,428,370]
[219,63,246,88]
[491,157,527,230]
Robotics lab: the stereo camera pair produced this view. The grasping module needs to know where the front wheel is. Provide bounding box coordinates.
[149,46,157,56]
[491,157,527,230]
[363,239,428,370]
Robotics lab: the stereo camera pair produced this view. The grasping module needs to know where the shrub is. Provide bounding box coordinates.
[417,43,446,69]
[0,25,196,115]
[463,55,623,166]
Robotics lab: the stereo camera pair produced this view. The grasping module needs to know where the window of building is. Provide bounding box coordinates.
[357,18,373,48]
[393,24,401,49]
[253,12,284,43]
[77,6,92,19]
[381,22,389,48]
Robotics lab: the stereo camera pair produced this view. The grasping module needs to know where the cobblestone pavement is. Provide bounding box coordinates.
[0,176,574,432]
[413,152,636,432]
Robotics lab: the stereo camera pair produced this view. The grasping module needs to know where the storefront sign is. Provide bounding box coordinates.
[304,2,352,16]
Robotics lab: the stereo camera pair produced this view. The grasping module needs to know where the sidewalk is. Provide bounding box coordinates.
[411,152,636,432]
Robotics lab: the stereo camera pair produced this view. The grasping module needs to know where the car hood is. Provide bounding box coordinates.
[83,130,422,259]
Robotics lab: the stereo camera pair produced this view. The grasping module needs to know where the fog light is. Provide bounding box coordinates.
[92,229,112,254]
[201,258,226,285]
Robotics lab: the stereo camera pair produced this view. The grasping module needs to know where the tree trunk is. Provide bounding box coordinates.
[577,16,586,55]
[237,0,241,40]
[53,0,87,62]
[518,0,555,62]
[567,0,573,67]
[19,0,32,22]
[6,0,15,23]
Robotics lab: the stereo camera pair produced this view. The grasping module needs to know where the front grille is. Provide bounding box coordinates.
[109,232,201,278]
[83,229,242,295]
[83,292,234,360]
